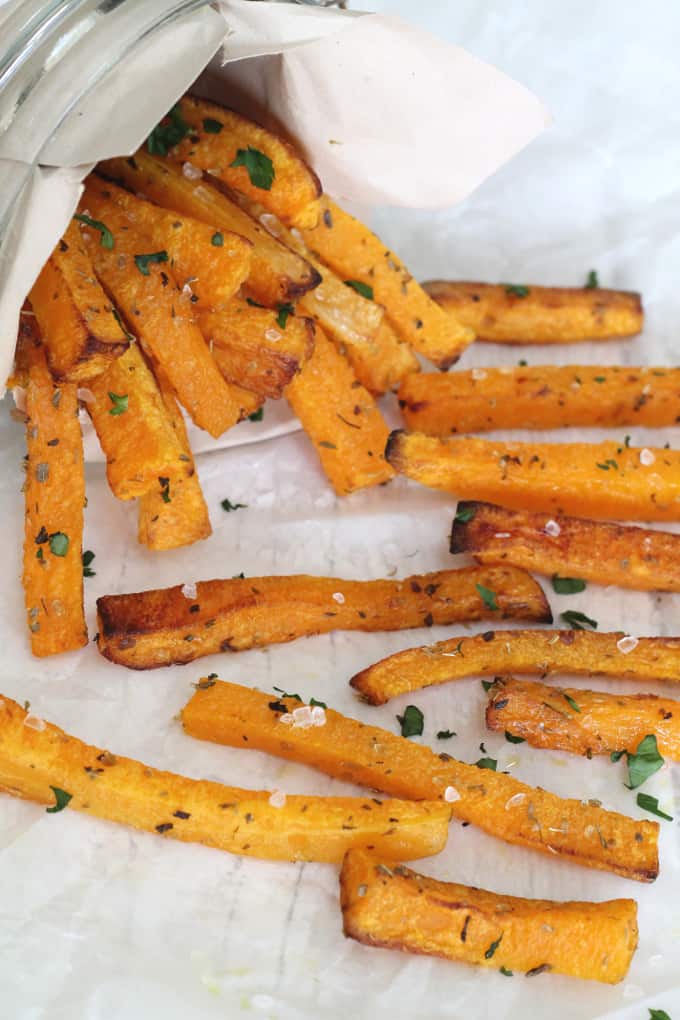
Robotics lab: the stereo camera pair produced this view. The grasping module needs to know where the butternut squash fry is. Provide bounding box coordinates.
[96,565,551,669]
[386,430,680,521]
[86,344,190,500]
[340,849,638,983]
[98,152,320,307]
[182,679,658,881]
[28,220,128,381]
[398,365,680,434]
[424,281,643,344]
[350,629,680,706]
[487,677,680,761]
[300,198,474,369]
[450,501,680,592]
[87,175,252,308]
[285,326,394,494]
[78,190,249,438]
[20,314,87,656]
[167,96,322,228]
[198,298,314,399]
[0,695,449,864]
[137,366,211,550]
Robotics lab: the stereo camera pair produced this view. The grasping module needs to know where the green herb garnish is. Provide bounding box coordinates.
[563,693,581,713]
[211,232,224,247]
[147,104,190,155]
[49,532,69,557]
[610,749,625,762]
[203,117,223,134]
[499,966,513,976]
[648,1009,672,1020]
[46,786,72,813]
[230,147,275,190]
[454,504,475,523]
[74,213,114,250]
[505,731,525,744]
[221,498,247,512]
[344,280,374,300]
[276,303,295,330]
[585,270,599,289]
[159,477,171,504]
[485,934,503,958]
[475,757,498,771]
[637,792,673,821]
[134,250,169,275]
[108,392,128,416]
[82,550,96,578]
[273,686,302,702]
[503,284,530,298]
[551,575,586,595]
[397,705,424,739]
[437,729,456,739]
[475,583,498,611]
[248,408,264,422]
[626,734,664,789]
[560,610,598,630]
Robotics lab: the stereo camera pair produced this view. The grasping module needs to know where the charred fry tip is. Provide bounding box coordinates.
[384,429,407,467]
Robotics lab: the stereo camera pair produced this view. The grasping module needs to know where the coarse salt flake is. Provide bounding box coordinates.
[617,635,639,654]
[278,713,294,726]
[268,789,286,808]
[332,592,345,604]
[181,582,197,600]
[182,162,202,180]
[182,283,193,297]
[471,368,487,381]
[444,786,460,803]
[12,386,26,413]
[24,713,46,732]
[264,328,281,343]
[640,448,655,466]
[544,519,561,537]
[311,705,327,726]
[291,706,313,728]
[77,388,95,404]
[494,532,511,539]
[504,793,526,810]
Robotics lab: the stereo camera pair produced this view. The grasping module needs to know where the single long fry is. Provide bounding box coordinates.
[86,344,190,500]
[487,677,680,761]
[137,366,211,550]
[198,299,314,399]
[0,695,449,864]
[168,96,322,228]
[338,317,420,397]
[99,153,320,307]
[88,175,252,308]
[19,314,87,656]
[340,850,638,983]
[450,501,680,592]
[28,220,128,381]
[350,629,680,705]
[181,680,658,881]
[386,430,680,521]
[300,198,474,369]
[96,565,551,669]
[285,326,394,494]
[424,281,643,344]
[79,191,249,437]
[398,365,680,434]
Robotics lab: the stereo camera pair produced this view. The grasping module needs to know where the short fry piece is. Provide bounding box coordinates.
[300,198,474,369]
[424,281,643,344]
[0,695,449,864]
[137,367,211,550]
[86,345,190,500]
[398,365,680,434]
[79,189,249,438]
[340,849,639,983]
[20,314,87,656]
[350,629,680,706]
[285,326,394,494]
[451,501,680,592]
[169,96,322,228]
[198,298,314,399]
[181,680,658,881]
[89,175,252,308]
[28,220,128,381]
[487,677,680,761]
[99,153,320,307]
[386,430,680,521]
[96,566,551,669]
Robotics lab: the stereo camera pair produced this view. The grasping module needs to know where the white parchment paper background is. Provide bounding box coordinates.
[1,1,679,1018]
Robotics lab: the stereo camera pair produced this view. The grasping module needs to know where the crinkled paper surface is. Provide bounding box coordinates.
[1,1,680,1018]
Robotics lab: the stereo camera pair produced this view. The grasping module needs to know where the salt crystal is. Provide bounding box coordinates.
[278,713,294,726]
[494,532,511,539]
[182,162,202,180]
[12,386,26,413]
[77,388,95,404]
[311,705,327,727]
[640,448,655,466]
[444,786,460,803]
[265,328,281,343]
[24,713,45,732]
[291,706,313,729]
[471,368,487,381]
[332,592,345,604]
[544,519,561,537]
[617,635,638,654]
[182,283,193,297]
[268,789,286,808]
[504,793,526,810]
[181,582,197,600]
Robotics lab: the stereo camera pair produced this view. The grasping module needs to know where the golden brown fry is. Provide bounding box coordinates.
[300,198,474,369]
[183,679,658,880]
[350,629,680,706]
[99,153,320,307]
[285,326,394,494]
[450,501,680,593]
[340,849,638,983]
[96,565,551,670]
[487,677,680,761]
[338,317,420,397]
[198,298,314,399]
[0,695,449,864]
[28,220,128,381]
[19,314,87,656]
[88,175,252,307]
[169,96,322,228]
[398,365,680,434]
[386,430,680,521]
[424,281,643,344]
[137,366,211,550]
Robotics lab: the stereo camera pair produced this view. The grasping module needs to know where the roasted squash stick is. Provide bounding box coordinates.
[0,695,450,864]
[340,850,638,983]
[99,152,320,307]
[19,314,87,656]
[350,629,680,705]
[300,197,474,369]
[182,680,658,881]
[386,431,680,521]
[96,565,551,669]
[424,281,643,344]
[487,677,680,761]
[28,219,128,381]
[398,365,680,434]
[450,501,680,593]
